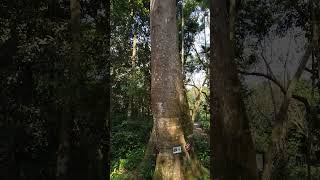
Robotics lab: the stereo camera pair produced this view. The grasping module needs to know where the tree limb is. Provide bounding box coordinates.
[239,73,311,114]
[239,70,286,94]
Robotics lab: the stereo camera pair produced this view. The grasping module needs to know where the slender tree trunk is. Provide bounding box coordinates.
[92,1,110,179]
[210,0,258,179]
[191,79,206,123]
[128,0,137,121]
[191,90,202,123]
[306,122,311,180]
[178,0,193,137]
[306,2,318,179]
[56,0,81,179]
[132,31,137,67]
[261,45,312,180]
[261,1,316,176]
[56,109,72,180]
[177,65,193,137]
[104,13,111,177]
[128,29,137,121]
[229,0,236,44]
[150,0,202,179]
[312,0,320,95]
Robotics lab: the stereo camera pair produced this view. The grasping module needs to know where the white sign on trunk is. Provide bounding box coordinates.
[173,146,182,154]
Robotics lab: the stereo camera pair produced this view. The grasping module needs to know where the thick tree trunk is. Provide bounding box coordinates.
[210,0,258,179]
[150,0,202,179]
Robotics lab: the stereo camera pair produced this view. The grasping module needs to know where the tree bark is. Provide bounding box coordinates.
[191,90,202,123]
[88,1,111,179]
[56,0,81,179]
[210,0,258,179]
[150,0,202,179]
[178,0,193,137]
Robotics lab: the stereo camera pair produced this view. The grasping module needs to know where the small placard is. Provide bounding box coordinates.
[173,146,182,154]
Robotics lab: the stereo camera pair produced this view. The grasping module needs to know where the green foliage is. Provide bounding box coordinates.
[287,166,320,179]
[110,114,153,179]
[247,80,320,178]
[110,147,145,179]
[193,133,210,169]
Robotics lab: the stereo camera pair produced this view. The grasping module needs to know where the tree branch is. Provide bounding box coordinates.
[239,70,286,94]
[192,45,208,70]
[305,67,314,75]
[292,95,311,114]
[239,71,311,112]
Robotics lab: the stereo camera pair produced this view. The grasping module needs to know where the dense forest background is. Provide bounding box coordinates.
[1,0,320,179]
[0,0,110,179]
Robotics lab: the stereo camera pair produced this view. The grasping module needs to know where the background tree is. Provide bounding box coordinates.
[0,0,110,179]
[210,0,258,179]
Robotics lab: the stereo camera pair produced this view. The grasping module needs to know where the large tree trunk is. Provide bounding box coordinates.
[210,0,258,179]
[150,0,202,179]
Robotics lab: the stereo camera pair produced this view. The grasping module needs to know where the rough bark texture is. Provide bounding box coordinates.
[150,0,202,179]
[210,0,258,179]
